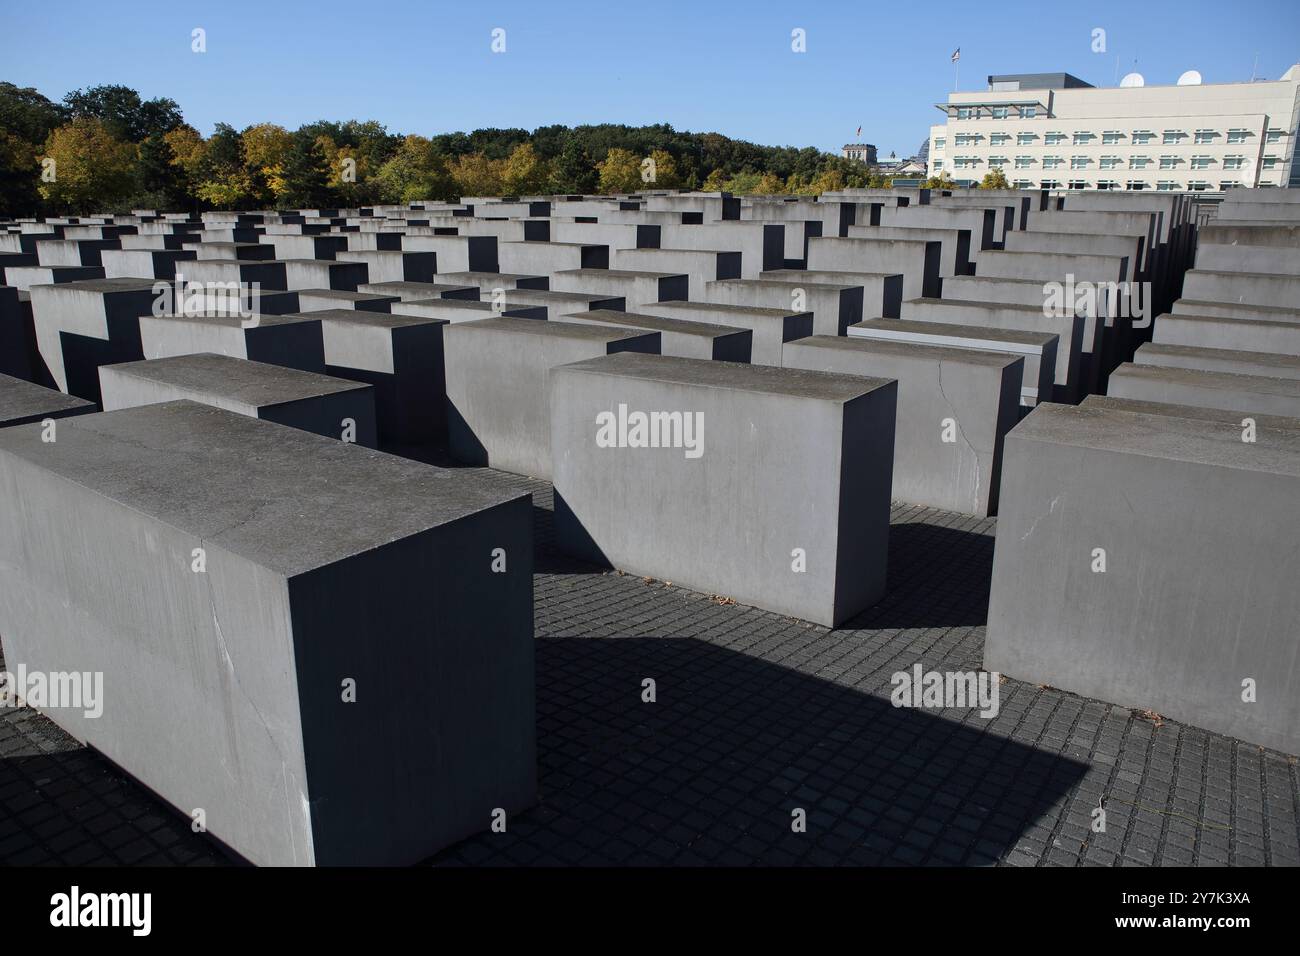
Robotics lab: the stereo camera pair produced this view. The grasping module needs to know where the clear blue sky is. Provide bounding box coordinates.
[3,0,1298,157]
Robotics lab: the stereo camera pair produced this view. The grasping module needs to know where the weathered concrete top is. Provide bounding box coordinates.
[31,276,159,294]
[0,400,527,577]
[102,353,369,404]
[1136,343,1300,374]
[1082,395,1300,433]
[790,333,1023,369]
[145,312,321,329]
[850,318,1055,348]
[562,309,748,338]
[643,301,803,319]
[0,372,95,424]
[450,316,655,343]
[556,351,893,402]
[297,289,398,304]
[357,280,479,298]
[555,268,682,280]
[1112,363,1300,399]
[1163,312,1300,331]
[1011,401,1300,478]
[711,278,858,293]
[906,296,1050,315]
[763,268,902,283]
[1175,300,1300,320]
[296,308,446,331]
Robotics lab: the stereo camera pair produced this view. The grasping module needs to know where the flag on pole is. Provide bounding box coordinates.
[856,125,862,137]
[951,48,960,62]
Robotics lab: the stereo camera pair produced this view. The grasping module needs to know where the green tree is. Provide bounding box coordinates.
[550,135,597,193]
[375,135,455,202]
[644,148,680,189]
[449,152,505,197]
[597,147,642,193]
[501,142,550,195]
[38,118,137,213]
[979,168,1010,189]
[924,172,958,190]
[134,133,190,210]
[63,84,182,141]
[277,130,334,208]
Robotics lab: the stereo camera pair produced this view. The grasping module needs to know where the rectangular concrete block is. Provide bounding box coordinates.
[139,312,326,373]
[0,400,535,865]
[1107,363,1300,418]
[445,317,660,479]
[1133,342,1300,382]
[806,236,941,300]
[985,401,1300,755]
[1153,312,1300,356]
[849,317,1056,407]
[551,268,688,307]
[632,300,812,367]
[782,335,1021,516]
[550,352,896,626]
[99,353,378,447]
[556,309,751,362]
[0,371,95,427]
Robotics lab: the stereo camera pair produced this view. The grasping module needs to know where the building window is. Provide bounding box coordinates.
[1156,181,1178,191]
[990,107,1009,119]
[933,160,944,171]
[989,132,1011,146]
[1219,181,1240,190]
[933,137,945,149]
[1266,129,1285,143]
[1096,180,1119,190]
[956,107,973,120]
[1068,180,1088,190]
[1221,156,1244,170]
[1070,156,1090,169]
[1262,156,1279,169]
[988,156,1008,168]
[1040,179,1060,189]
[1162,130,1186,144]
[1014,156,1034,168]
[1132,130,1155,145]
[1102,131,1124,145]
[1159,155,1180,169]
[1100,156,1122,169]
[954,133,980,146]
[1012,179,1032,189]
[1189,156,1214,169]
[1044,132,1067,145]
[954,156,980,168]
[1020,106,1037,119]
[1125,180,1147,190]
[1017,132,1036,146]
[1073,131,1095,145]
[1226,129,1251,144]
[1187,181,1210,191]
[1129,156,1151,169]
[1194,129,1218,144]
[1042,156,1063,169]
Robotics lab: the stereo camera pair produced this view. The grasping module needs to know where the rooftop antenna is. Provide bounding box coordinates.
[1251,53,1259,81]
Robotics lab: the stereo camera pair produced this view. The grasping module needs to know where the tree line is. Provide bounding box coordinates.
[0,82,920,216]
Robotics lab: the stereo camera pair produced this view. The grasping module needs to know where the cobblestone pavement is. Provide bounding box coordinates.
[2,466,1297,867]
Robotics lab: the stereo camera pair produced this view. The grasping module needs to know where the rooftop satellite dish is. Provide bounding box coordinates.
[1120,72,1145,88]
[1177,70,1202,85]
[1282,64,1300,82]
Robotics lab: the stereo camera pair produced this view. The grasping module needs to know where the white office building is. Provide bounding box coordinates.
[928,65,1300,192]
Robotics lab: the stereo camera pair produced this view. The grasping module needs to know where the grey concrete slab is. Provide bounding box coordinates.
[806,236,941,300]
[281,258,368,293]
[35,238,120,268]
[631,300,812,367]
[99,353,378,447]
[391,298,546,323]
[495,288,625,318]
[848,317,1056,407]
[3,265,104,293]
[611,247,741,299]
[1171,299,1300,323]
[28,278,158,402]
[986,400,1300,755]
[336,250,437,284]
[357,280,481,302]
[1133,342,1300,381]
[556,309,751,361]
[550,352,895,626]
[433,271,549,294]
[1152,312,1300,356]
[100,248,195,280]
[761,268,904,321]
[139,312,326,373]
[0,371,95,427]
[445,317,659,479]
[298,308,450,445]
[705,278,863,337]
[550,268,688,307]
[847,224,973,277]
[1181,270,1300,309]
[1107,362,1300,417]
[183,240,274,261]
[180,258,288,291]
[1194,242,1300,276]
[296,289,398,312]
[782,335,1021,516]
[900,297,1084,403]
[260,234,349,261]
[0,399,535,865]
